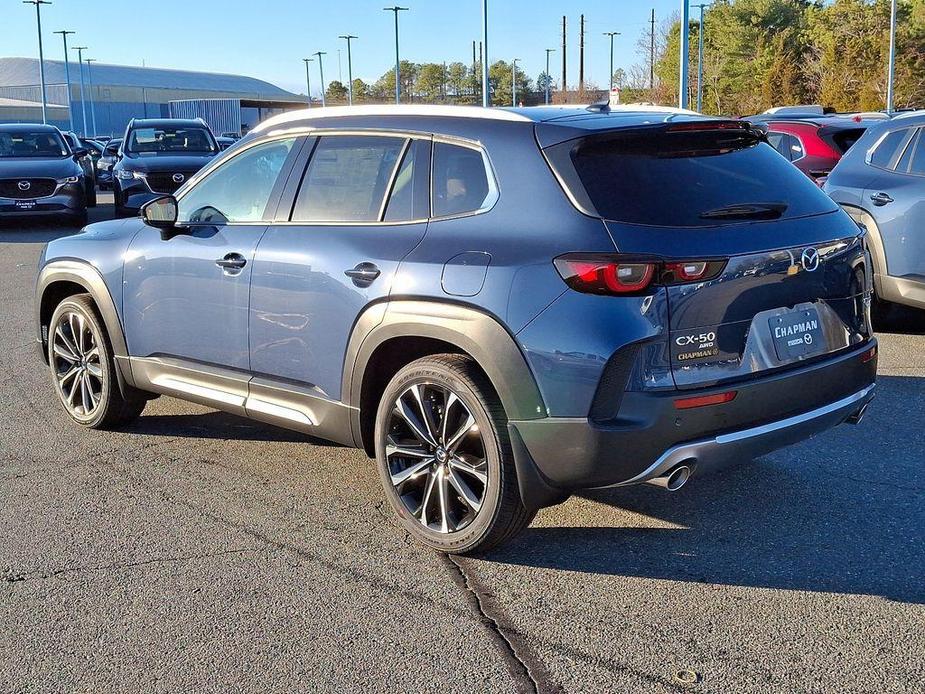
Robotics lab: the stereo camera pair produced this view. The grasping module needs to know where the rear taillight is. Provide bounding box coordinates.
[554,257,656,295]
[861,345,877,363]
[554,255,725,296]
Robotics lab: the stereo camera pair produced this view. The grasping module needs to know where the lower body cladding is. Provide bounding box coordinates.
[0,186,86,225]
[509,341,877,505]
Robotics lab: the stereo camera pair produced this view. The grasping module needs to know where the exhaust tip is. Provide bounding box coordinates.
[645,463,693,492]
[846,401,870,425]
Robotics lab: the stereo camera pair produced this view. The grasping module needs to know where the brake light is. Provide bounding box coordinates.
[665,121,749,133]
[674,391,737,410]
[554,257,656,295]
[861,345,877,363]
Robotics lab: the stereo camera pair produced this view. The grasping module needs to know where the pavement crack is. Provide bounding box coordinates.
[4,547,259,583]
[443,554,561,694]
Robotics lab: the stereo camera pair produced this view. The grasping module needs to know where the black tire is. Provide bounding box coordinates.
[87,184,97,208]
[871,292,896,330]
[374,354,535,554]
[48,294,146,429]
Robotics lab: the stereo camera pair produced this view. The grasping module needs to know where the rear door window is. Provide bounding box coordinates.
[907,129,925,175]
[869,128,914,169]
[551,125,838,227]
[292,135,406,222]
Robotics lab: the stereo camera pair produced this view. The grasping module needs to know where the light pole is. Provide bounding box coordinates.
[383,6,408,104]
[84,58,98,136]
[544,48,555,105]
[694,3,710,112]
[603,31,620,93]
[339,35,357,105]
[302,58,313,108]
[481,0,489,106]
[314,52,327,107]
[887,0,897,114]
[72,46,88,136]
[53,30,75,131]
[24,0,52,124]
[511,58,520,107]
[679,0,690,110]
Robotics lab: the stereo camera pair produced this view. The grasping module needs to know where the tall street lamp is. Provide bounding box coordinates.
[84,58,98,136]
[887,0,897,113]
[603,31,621,93]
[544,48,555,105]
[72,45,88,136]
[53,29,76,130]
[339,34,357,105]
[481,0,489,106]
[383,6,408,104]
[511,58,520,107]
[314,52,327,107]
[302,58,313,108]
[24,0,52,124]
[694,3,711,113]
[679,0,690,109]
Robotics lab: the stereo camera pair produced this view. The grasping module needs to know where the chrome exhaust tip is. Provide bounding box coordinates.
[845,401,871,425]
[645,464,692,492]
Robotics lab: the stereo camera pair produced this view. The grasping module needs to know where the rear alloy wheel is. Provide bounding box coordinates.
[375,355,534,554]
[48,294,146,429]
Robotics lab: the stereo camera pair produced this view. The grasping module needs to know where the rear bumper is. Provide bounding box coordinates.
[510,340,877,504]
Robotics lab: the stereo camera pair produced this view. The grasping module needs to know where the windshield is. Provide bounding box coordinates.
[0,130,69,158]
[126,126,216,154]
[552,125,838,227]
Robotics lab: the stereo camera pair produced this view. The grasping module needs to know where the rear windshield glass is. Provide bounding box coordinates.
[827,128,866,154]
[559,127,838,227]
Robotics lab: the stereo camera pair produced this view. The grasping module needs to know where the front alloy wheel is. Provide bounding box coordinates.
[52,309,103,418]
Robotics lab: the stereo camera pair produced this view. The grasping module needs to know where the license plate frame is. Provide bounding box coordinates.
[769,307,825,362]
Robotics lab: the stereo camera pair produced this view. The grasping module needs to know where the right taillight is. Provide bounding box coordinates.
[554,255,725,296]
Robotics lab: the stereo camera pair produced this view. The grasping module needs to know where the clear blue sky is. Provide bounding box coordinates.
[6,0,680,96]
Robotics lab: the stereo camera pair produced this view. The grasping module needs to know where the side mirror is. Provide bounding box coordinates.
[141,195,184,238]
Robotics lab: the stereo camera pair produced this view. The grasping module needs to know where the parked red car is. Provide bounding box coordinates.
[760,119,871,184]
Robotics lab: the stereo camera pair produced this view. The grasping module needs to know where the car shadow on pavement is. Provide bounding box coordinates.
[123,410,339,447]
[488,375,925,604]
[874,305,925,336]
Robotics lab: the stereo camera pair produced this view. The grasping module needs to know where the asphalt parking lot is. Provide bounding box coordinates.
[1,195,923,694]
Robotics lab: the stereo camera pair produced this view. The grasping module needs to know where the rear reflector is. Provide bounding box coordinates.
[674,391,737,410]
[861,345,877,363]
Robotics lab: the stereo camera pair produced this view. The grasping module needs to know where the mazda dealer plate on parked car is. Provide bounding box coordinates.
[14,200,36,210]
[770,308,825,361]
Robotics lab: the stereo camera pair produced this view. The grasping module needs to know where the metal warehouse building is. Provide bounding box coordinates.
[0,57,307,137]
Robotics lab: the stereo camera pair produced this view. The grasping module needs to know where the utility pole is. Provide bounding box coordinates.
[302,57,313,107]
[339,35,357,105]
[887,0,897,113]
[544,48,555,104]
[694,3,710,112]
[561,16,567,94]
[481,0,489,107]
[72,46,88,136]
[679,0,690,110]
[84,58,97,136]
[383,6,408,104]
[24,0,52,124]
[54,30,75,131]
[472,40,478,102]
[578,14,585,92]
[512,58,520,107]
[650,9,656,91]
[314,52,327,107]
[603,31,620,93]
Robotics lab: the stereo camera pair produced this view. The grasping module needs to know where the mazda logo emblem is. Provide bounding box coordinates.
[172,173,185,183]
[17,180,31,191]
[801,247,820,272]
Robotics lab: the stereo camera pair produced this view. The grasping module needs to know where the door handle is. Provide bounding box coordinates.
[215,253,247,272]
[870,192,894,206]
[345,262,381,286]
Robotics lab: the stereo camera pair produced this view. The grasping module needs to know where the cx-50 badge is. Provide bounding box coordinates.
[172,173,185,183]
[801,247,820,272]
[17,180,31,191]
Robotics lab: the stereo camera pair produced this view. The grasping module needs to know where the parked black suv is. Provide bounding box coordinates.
[112,118,219,217]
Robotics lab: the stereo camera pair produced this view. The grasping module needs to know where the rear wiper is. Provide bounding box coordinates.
[699,202,788,220]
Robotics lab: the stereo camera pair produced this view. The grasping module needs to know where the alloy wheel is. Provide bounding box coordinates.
[51,311,103,418]
[386,383,488,534]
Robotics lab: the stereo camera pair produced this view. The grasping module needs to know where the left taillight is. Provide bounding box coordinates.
[554,255,725,296]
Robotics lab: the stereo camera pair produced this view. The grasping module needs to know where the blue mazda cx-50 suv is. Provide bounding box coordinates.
[35,105,878,553]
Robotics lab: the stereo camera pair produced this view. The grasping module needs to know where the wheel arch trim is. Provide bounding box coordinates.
[837,204,889,295]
